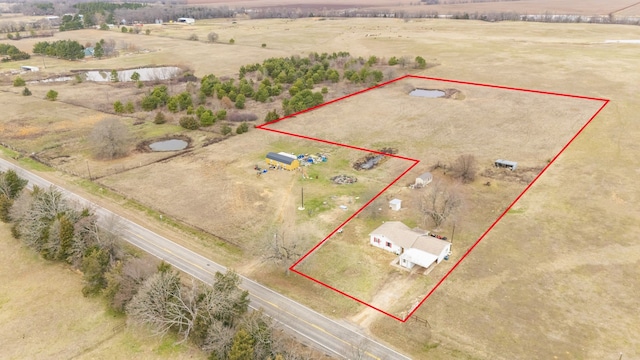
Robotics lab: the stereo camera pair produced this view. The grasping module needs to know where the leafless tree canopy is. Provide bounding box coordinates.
[90,118,133,160]
[207,32,219,43]
[263,230,302,267]
[127,269,250,345]
[420,179,463,229]
[449,154,478,183]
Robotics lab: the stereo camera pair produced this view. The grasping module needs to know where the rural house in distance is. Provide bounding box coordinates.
[370,221,451,271]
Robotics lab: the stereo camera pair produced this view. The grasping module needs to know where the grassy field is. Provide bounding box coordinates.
[0,223,206,360]
[1,16,639,359]
[186,0,635,16]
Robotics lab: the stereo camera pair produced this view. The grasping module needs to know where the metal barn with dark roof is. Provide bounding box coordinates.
[266,152,300,170]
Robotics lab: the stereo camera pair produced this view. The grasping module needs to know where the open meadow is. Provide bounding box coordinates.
[1,15,639,359]
[0,223,205,360]
[186,0,637,17]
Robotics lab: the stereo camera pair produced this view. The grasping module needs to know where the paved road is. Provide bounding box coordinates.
[0,158,410,360]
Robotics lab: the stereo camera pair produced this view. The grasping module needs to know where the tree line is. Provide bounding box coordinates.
[0,169,315,359]
[33,40,85,60]
[0,43,30,62]
[133,51,420,133]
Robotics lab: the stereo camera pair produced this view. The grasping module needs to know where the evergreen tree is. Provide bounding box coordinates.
[264,109,279,123]
[94,42,104,58]
[58,215,75,262]
[81,246,110,296]
[46,90,58,101]
[13,76,25,87]
[228,328,254,360]
[113,100,124,113]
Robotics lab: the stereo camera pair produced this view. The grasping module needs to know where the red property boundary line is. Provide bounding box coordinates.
[257,75,610,322]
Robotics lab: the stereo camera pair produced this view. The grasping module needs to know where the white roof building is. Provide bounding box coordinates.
[369,221,451,270]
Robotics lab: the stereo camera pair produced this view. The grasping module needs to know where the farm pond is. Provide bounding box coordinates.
[148,139,188,151]
[33,66,182,83]
[409,89,446,98]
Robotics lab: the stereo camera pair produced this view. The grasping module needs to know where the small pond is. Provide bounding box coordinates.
[149,139,188,151]
[409,88,446,98]
[85,66,181,82]
[31,66,182,84]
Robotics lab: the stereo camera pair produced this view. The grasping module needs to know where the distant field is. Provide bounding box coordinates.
[186,0,633,15]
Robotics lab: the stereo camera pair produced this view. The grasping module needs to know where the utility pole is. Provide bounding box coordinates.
[298,187,305,210]
[450,222,455,244]
[86,160,92,180]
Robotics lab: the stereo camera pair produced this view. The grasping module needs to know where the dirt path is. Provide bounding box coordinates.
[350,271,416,327]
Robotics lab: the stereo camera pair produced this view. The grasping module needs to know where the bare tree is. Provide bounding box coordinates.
[105,256,157,312]
[127,269,249,345]
[11,186,75,253]
[449,154,478,183]
[241,310,276,359]
[207,31,219,43]
[263,229,302,267]
[420,180,462,229]
[201,320,235,356]
[126,269,184,338]
[90,118,133,160]
[101,39,117,57]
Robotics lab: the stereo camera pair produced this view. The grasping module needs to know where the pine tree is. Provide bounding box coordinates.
[228,328,254,360]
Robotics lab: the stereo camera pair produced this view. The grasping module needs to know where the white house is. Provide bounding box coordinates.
[369,221,451,270]
[415,172,433,188]
[389,198,402,211]
[177,17,195,24]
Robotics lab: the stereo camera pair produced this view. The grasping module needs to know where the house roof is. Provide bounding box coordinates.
[417,172,432,180]
[389,198,401,205]
[412,235,450,256]
[370,221,427,249]
[266,152,297,165]
[370,221,449,256]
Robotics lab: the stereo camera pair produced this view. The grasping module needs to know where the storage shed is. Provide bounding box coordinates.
[266,152,299,170]
[415,172,433,187]
[389,198,402,211]
[494,159,518,171]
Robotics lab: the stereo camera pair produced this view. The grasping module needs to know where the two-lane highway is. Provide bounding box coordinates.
[0,158,410,360]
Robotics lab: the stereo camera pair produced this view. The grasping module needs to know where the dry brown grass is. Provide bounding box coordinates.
[1,17,639,360]
[186,0,633,15]
[0,223,205,360]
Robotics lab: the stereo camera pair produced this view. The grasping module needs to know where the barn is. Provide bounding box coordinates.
[415,172,433,187]
[266,152,299,170]
[369,221,451,270]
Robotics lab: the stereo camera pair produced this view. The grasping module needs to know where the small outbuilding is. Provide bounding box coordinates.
[177,17,195,24]
[21,66,39,72]
[494,159,517,171]
[266,152,299,170]
[389,198,402,211]
[415,172,433,188]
